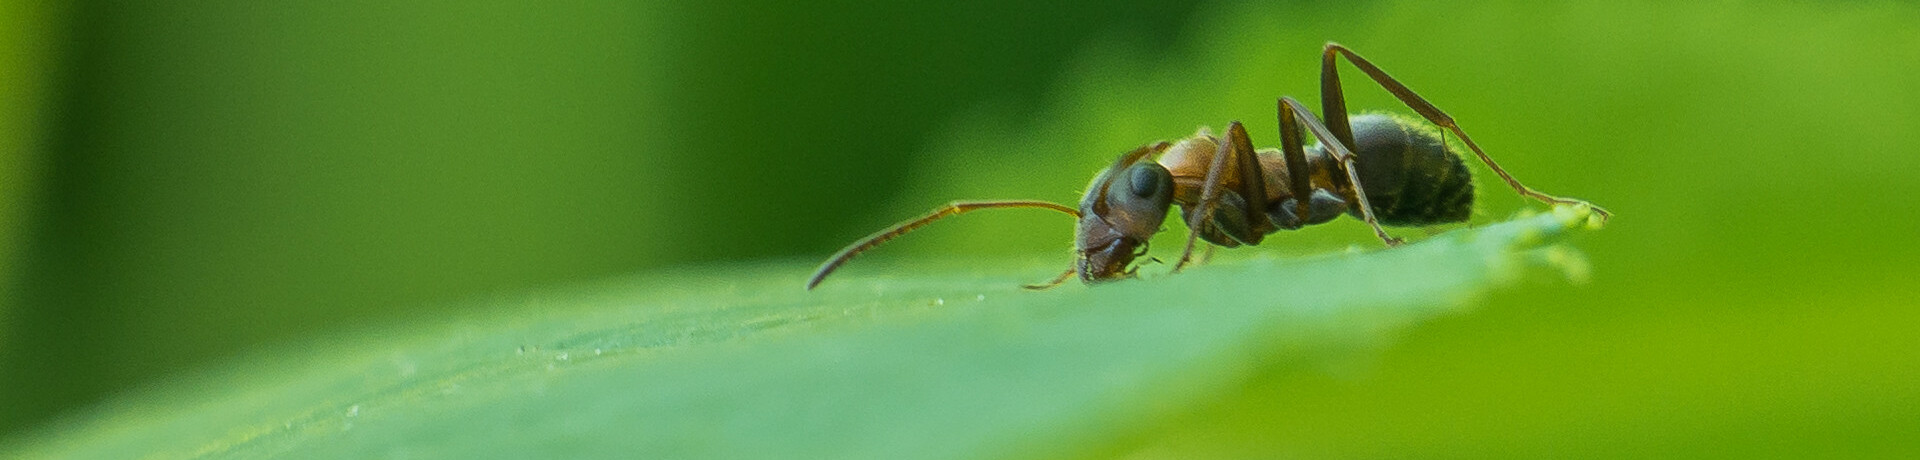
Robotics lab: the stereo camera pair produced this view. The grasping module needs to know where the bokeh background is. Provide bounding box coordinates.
[4,0,1917,456]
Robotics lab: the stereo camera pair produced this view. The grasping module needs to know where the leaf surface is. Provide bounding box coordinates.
[3,206,1601,460]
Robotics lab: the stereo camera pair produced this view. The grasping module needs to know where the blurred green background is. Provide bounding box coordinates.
[4,0,1918,456]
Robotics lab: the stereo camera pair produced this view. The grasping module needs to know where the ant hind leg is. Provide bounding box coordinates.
[1318,42,1610,221]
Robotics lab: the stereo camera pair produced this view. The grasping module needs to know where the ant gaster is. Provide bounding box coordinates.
[807,43,1610,290]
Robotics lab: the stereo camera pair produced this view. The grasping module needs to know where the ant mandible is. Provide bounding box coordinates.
[807,43,1610,290]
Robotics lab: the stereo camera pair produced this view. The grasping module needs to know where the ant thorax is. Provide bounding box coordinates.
[1154,131,1320,208]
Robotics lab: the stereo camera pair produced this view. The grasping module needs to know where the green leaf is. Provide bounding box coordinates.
[2,205,1601,460]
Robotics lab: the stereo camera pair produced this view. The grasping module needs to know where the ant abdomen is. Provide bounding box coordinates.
[1337,113,1474,226]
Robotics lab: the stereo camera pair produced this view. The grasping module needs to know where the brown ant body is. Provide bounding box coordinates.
[808,43,1609,290]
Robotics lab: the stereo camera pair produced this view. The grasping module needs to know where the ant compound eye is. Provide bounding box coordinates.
[1126,163,1171,198]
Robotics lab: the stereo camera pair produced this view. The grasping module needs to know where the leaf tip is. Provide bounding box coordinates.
[1539,245,1593,285]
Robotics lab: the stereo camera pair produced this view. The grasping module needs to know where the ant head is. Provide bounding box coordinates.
[805,142,1174,291]
[1074,153,1175,283]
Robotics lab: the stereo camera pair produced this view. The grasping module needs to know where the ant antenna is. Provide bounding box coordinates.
[806,200,1079,290]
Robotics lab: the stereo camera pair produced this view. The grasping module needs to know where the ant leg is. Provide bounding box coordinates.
[807,200,1079,290]
[1281,97,1404,247]
[1318,42,1611,221]
[1022,266,1077,290]
[1172,122,1272,272]
[1171,134,1232,273]
[1222,122,1274,234]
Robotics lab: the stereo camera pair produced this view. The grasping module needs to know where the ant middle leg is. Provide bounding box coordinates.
[1280,97,1405,247]
[1318,42,1611,221]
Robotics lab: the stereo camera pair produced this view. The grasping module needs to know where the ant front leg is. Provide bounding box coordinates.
[1318,42,1611,221]
[1172,122,1275,273]
[1280,97,1404,247]
[1022,266,1077,290]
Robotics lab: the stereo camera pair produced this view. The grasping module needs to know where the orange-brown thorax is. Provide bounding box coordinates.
[1153,128,1348,208]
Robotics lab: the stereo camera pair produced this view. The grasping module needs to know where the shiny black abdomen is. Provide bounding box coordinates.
[1343,114,1474,226]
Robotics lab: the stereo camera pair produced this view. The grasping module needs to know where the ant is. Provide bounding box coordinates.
[807,43,1609,291]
